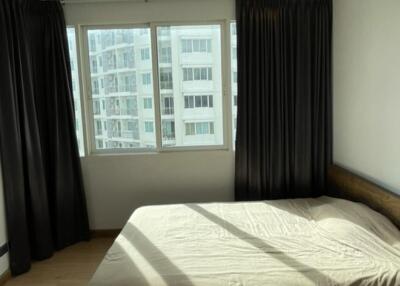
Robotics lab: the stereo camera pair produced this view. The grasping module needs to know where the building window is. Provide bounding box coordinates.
[143,98,152,109]
[95,120,102,135]
[141,48,150,60]
[89,34,96,52]
[144,121,154,133]
[162,95,174,115]
[86,27,156,151]
[183,67,212,81]
[159,68,173,89]
[96,139,104,149]
[142,73,151,85]
[181,39,212,53]
[93,100,101,115]
[158,45,171,63]
[185,122,214,135]
[91,58,98,73]
[233,71,238,83]
[162,120,175,141]
[184,95,213,108]
[92,79,99,95]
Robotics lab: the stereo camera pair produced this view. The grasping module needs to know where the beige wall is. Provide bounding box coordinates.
[333,0,400,194]
[64,0,236,229]
[82,152,234,229]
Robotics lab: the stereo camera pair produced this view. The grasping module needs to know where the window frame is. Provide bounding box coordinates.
[77,20,233,155]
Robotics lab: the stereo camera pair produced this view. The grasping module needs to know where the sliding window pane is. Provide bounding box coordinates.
[86,28,156,150]
[67,27,84,156]
[231,22,238,147]
[157,25,223,147]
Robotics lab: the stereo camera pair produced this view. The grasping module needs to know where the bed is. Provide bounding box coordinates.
[90,167,400,285]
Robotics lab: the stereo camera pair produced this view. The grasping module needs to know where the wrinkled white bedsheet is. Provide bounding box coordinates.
[90,196,400,285]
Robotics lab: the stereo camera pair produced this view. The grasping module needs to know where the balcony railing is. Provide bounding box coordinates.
[160,81,173,89]
[119,84,136,93]
[106,108,137,117]
[162,107,174,115]
[105,85,136,94]
[162,133,175,141]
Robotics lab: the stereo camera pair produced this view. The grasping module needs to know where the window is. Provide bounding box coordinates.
[157,25,223,146]
[120,49,134,68]
[159,68,173,89]
[157,25,223,147]
[92,79,99,94]
[91,58,98,73]
[181,39,211,53]
[143,98,152,109]
[89,34,96,52]
[184,95,213,108]
[158,45,171,63]
[183,67,212,81]
[184,96,194,108]
[231,22,238,146]
[162,95,174,115]
[93,100,101,115]
[66,27,84,156]
[79,24,229,153]
[144,121,154,133]
[86,27,156,151]
[162,120,175,141]
[142,73,151,85]
[185,122,214,135]
[95,120,102,135]
[96,140,104,149]
[141,48,150,60]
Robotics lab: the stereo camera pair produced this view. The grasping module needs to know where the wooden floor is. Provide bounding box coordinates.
[5,238,114,286]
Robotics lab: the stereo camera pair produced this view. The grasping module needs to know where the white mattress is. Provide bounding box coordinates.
[90,197,400,285]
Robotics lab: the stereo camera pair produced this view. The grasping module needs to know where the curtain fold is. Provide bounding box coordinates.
[0,0,89,276]
[235,0,332,201]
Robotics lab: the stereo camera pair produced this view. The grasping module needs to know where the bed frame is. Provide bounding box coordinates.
[327,165,400,229]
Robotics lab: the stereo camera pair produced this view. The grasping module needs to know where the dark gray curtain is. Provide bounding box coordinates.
[235,0,332,201]
[0,0,89,276]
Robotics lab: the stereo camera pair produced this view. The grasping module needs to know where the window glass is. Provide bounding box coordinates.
[66,27,85,156]
[87,28,156,150]
[143,97,152,109]
[157,24,223,147]
[144,121,154,133]
[231,22,238,146]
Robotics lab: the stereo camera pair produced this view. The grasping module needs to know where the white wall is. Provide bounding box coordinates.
[64,0,236,229]
[0,160,9,275]
[333,0,400,194]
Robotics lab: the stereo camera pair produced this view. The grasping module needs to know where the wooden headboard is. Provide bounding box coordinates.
[327,165,400,229]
